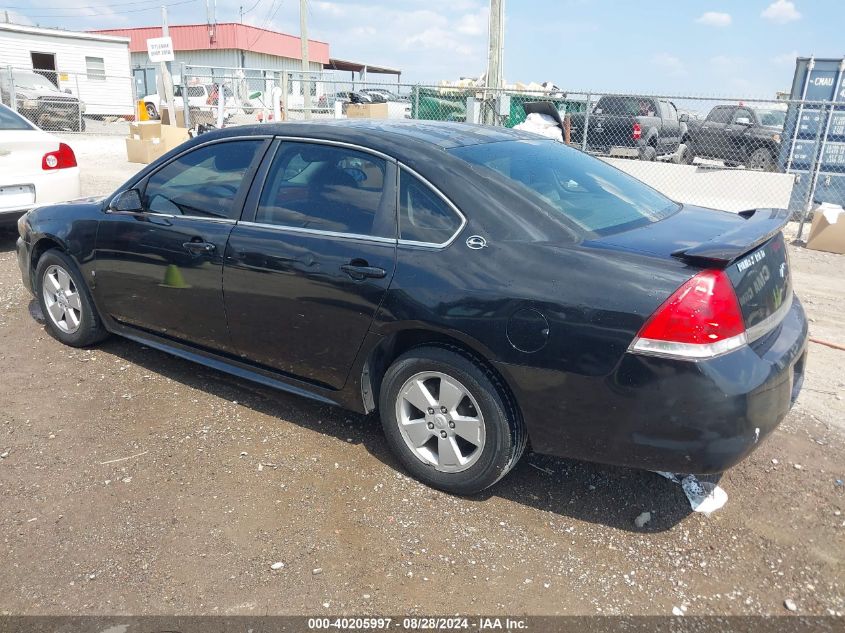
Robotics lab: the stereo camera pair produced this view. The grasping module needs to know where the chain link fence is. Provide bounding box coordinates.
[2,65,135,135]
[5,61,843,233]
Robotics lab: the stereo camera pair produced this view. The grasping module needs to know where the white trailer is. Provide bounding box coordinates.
[0,23,133,116]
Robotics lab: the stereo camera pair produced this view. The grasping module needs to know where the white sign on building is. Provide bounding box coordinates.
[146,37,174,63]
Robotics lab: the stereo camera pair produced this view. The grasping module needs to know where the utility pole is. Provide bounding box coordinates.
[239,5,243,23]
[300,0,311,119]
[159,5,177,126]
[485,0,505,123]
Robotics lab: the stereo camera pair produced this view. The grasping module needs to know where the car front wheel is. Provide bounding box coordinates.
[379,346,526,495]
[35,250,107,347]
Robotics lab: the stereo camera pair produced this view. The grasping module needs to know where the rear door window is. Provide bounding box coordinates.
[255,142,393,237]
[707,107,733,124]
[0,104,34,130]
[399,170,463,245]
[142,140,263,219]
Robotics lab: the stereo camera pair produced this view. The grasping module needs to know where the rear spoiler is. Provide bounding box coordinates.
[672,208,790,266]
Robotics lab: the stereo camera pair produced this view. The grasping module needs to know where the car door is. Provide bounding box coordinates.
[223,139,397,389]
[659,100,681,154]
[725,107,754,163]
[93,137,270,351]
[698,106,733,159]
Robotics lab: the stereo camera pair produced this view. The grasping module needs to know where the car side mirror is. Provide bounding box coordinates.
[735,116,751,126]
[110,188,144,213]
[679,113,689,123]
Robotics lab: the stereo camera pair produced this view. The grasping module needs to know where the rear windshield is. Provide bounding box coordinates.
[594,96,656,116]
[0,104,34,130]
[449,139,679,236]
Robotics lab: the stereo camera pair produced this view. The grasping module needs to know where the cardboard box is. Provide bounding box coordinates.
[128,120,162,140]
[346,103,389,119]
[806,204,845,255]
[125,137,167,164]
[159,124,190,150]
[160,108,186,128]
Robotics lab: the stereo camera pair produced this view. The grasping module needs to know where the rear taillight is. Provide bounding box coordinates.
[42,143,77,170]
[629,270,747,359]
[632,123,642,140]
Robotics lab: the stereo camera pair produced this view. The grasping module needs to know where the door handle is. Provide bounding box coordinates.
[182,241,216,254]
[341,263,386,280]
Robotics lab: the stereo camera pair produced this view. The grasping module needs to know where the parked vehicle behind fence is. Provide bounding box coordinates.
[15,120,807,495]
[0,70,86,132]
[682,104,786,171]
[569,95,687,161]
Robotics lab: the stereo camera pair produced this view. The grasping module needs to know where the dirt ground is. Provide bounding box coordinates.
[0,137,843,617]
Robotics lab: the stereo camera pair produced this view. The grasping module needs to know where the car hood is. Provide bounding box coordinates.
[16,87,78,101]
[584,204,746,261]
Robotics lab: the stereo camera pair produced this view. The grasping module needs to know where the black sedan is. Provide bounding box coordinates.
[16,121,807,495]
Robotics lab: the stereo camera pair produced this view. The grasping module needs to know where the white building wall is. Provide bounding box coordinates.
[0,25,133,115]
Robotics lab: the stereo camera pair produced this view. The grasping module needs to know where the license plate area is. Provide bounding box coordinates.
[0,184,35,209]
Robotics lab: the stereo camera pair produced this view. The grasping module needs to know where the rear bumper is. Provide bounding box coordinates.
[495,297,808,474]
[0,169,81,222]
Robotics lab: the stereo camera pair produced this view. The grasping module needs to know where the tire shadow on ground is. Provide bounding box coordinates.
[28,298,700,533]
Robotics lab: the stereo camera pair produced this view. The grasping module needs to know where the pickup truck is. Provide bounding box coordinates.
[568,95,687,161]
[681,104,786,171]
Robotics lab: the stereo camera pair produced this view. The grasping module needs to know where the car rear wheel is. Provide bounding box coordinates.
[379,346,526,495]
[639,145,657,161]
[747,147,775,172]
[145,103,159,119]
[35,250,107,347]
[678,143,695,165]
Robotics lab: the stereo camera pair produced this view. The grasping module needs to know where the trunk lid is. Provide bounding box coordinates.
[591,205,792,337]
[0,129,59,184]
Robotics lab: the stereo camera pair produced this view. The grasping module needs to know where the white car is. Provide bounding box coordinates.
[0,103,80,226]
[142,84,249,121]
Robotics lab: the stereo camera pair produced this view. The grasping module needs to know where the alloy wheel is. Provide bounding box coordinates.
[395,371,486,473]
[42,265,82,334]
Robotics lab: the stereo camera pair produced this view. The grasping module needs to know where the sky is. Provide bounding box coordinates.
[4,0,844,98]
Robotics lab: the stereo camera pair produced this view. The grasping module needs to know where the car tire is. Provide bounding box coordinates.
[639,145,657,161]
[35,250,107,348]
[746,147,775,172]
[379,346,526,495]
[679,143,695,165]
[145,103,159,120]
[71,117,85,132]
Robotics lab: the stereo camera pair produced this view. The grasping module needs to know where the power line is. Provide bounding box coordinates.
[240,0,262,16]
[4,0,160,9]
[20,0,198,18]
[246,0,283,48]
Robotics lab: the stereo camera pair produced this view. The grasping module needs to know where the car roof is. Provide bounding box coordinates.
[209,119,542,154]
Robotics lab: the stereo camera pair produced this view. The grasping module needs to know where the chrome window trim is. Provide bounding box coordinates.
[238,220,397,245]
[273,136,396,163]
[104,210,237,224]
[396,164,467,249]
[746,289,794,343]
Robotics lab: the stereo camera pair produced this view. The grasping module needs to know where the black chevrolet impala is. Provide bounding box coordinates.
[16,121,807,494]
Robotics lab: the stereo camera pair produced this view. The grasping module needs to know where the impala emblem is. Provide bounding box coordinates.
[466,235,487,250]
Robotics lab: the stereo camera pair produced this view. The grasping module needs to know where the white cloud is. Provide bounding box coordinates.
[455,8,489,36]
[652,53,686,77]
[761,0,802,24]
[772,50,798,66]
[696,11,732,27]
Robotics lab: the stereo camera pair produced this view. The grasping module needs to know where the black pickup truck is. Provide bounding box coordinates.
[681,105,786,171]
[568,95,687,161]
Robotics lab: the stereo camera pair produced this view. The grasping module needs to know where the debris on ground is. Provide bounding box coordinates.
[784,598,798,611]
[634,512,651,528]
[270,562,284,570]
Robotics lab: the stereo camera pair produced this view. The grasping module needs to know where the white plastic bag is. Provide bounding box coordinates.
[514,112,563,142]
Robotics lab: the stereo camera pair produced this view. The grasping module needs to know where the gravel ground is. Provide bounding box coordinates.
[0,137,842,617]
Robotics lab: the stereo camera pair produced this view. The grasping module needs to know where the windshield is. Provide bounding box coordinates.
[753,108,786,128]
[450,139,679,236]
[13,72,57,91]
[0,104,34,130]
